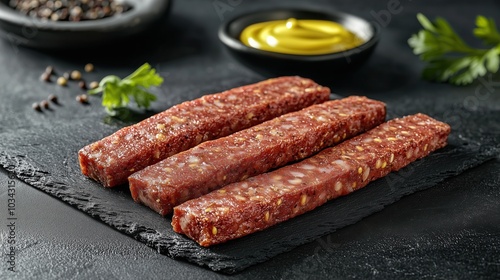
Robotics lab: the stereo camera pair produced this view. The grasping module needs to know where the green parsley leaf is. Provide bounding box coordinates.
[88,63,164,116]
[408,13,500,85]
[474,16,500,46]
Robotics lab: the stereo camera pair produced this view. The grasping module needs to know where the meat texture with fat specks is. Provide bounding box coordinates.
[129,96,386,215]
[78,76,331,187]
[172,113,451,247]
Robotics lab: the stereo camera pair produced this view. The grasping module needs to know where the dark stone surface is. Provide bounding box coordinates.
[0,0,499,278]
[0,106,498,274]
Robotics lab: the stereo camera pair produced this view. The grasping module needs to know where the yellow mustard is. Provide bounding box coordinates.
[240,18,364,55]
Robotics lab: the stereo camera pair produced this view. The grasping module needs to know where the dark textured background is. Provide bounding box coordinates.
[0,0,499,279]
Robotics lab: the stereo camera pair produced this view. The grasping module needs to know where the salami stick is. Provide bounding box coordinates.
[129,96,386,215]
[78,76,330,187]
[172,113,451,247]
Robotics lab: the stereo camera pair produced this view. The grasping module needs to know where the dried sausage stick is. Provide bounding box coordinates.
[129,96,386,215]
[172,113,451,247]
[78,76,330,187]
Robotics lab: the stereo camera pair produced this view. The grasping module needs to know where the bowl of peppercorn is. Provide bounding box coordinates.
[0,0,171,49]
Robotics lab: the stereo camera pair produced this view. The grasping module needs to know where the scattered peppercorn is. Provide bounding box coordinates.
[89,81,99,90]
[45,66,54,75]
[78,80,87,89]
[63,72,70,80]
[40,100,50,109]
[57,76,68,86]
[84,63,94,73]
[32,102,42,111]
[71,70,82,80]
[76,94,88,103]
[40,72,51,82]
[9,0,132,22]
[48,94,58,104]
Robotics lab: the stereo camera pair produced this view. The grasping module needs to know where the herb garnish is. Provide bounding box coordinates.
[408,13,500,85]
[89,63,164,116]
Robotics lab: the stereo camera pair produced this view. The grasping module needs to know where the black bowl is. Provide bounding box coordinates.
[0,0,171,49]
[219,9,380,81]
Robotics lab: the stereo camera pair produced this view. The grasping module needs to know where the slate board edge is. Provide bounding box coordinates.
[169,145,499,274]
[0,107,498,274]
[0,143,498,274]
[0,151,251,272]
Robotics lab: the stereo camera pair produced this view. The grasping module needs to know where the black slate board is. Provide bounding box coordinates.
[0,101,498,274]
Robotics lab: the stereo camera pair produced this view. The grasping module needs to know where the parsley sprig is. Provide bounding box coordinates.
[408,13,500,85]
[89,63,164,116]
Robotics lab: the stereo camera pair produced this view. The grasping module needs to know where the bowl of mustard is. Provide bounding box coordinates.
[219,9,380,80]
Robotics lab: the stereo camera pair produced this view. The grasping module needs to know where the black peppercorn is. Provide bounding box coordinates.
[40,100,49,109]
[76,94,88,104]
[32,102,41,111]
[48,94,58,104]
[78,80,87,89]
[45,66,54,75]
[9,0,132,22]
[40,72,51,82]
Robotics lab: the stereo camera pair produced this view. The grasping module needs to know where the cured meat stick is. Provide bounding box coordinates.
[129,96,386,215]
[78,76,330,187]
[172,113,451,247]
